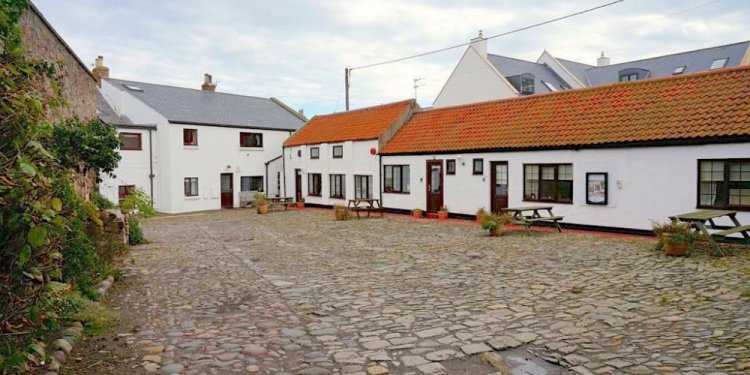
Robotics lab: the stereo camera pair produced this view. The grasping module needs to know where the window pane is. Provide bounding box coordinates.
[403,166,410,193]
[384,166,393,191]
[558,165,573,180]
[524,165,539,199]
[394,166,402,192]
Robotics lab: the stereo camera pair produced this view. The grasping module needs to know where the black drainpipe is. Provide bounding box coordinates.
[148,128,154,206]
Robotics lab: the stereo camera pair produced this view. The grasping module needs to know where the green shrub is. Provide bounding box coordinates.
[90,190,114,210]
[119,188,156,218]
[128,218,147,245]
[60,291,118,335]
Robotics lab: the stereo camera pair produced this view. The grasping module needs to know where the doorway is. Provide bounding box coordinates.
[220,173,234,208]
[295,169,302,202]
[426,160,443,213]
[490,161,508,213]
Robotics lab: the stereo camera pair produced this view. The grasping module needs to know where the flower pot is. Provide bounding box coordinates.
[664,242,687,256]
[412,209,422,218]
[257,204,269,215]
[438,210,449,220]
[296,202,304,209]
[489,226,505,237]
[476,213,486,224]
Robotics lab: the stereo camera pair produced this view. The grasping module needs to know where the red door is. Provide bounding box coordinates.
[426,160,443,213]
[490,161,508,213]
[220,173,233,208]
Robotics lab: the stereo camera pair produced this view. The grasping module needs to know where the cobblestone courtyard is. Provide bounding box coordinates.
[114,209,750,375]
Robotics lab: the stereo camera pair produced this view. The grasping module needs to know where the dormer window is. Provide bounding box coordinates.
[541,80,558,92]
[710,58,728,70]
[520,77,534,95]
[673,66,686,75]
[618,68,649,82]
[123,83,143,92]
[619,73,638,82]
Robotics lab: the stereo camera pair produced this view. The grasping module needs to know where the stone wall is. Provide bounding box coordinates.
[18,6,97,122]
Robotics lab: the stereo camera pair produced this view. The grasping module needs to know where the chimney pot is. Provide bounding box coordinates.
[597,51,610,67]
[469,30,487,58]
[201,73,217,91]
[92,55,109,87]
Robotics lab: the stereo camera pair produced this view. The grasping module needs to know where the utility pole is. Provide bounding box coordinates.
[413,77,424,101]
[344,67,351,111]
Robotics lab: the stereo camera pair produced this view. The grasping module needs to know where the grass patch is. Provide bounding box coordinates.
[61,292,118,336]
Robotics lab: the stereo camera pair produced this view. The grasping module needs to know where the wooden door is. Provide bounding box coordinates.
[295,169,302,201]
[426,160,443,213]
[490,161,508,213]
[220,173,233,208]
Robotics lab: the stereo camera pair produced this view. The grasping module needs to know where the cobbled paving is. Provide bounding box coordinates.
[115,209,750,375]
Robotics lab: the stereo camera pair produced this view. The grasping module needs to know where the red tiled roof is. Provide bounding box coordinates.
[380,66,750,155]
[284,99,415,147]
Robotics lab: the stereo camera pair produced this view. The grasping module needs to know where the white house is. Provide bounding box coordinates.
[282,100,417,206]
[94,57,306,213]
[434,32,750,108]
[381,66,750,232]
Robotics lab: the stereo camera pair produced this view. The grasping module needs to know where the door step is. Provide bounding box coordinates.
[425,212,439,219]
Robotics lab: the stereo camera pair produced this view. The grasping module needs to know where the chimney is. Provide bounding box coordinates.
[597,51,610,67]
[201,73,216,91]
[298,108,304,117]
[92,55,109,88]
[469,30,487,58]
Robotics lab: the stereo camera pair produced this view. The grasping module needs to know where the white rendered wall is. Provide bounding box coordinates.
[433,47,518,108]
[266,156,284,198]
[166,124,292,213]
[99,128,157,206]
[536,51,587,89]
[381,143,750,231]
[283,140,381,206]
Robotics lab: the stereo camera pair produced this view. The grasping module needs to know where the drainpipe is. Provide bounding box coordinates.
[148,128,154,206]
[282,148,287,198]
[379,153,383,207]
[265,160,269,194]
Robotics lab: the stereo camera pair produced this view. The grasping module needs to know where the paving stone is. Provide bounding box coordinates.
[460,343,492,355]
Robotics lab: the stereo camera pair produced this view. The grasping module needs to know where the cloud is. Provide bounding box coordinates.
[33,0,750,116]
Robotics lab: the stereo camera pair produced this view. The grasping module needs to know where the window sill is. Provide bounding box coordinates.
[307,194,322,197]
[184,196,200,200]
[329,196,346,200]
[522,199,573,205]
[183,145,199,149]
[384,191,410,195]
[240,147,264,151]
[697,205,750,212]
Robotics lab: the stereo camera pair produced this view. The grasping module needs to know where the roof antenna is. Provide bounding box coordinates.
[413,77,425,101]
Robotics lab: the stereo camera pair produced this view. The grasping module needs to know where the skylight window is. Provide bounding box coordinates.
[673,66,686,75]
[710,58,728,70]
[123,84,143,91]
[541,80,558,92]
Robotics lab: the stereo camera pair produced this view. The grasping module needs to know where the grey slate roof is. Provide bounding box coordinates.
[103,78,305,131]
[96,90,134,126]
[563,41,750,86]
[556,58,594,85]
[487,54,570,94]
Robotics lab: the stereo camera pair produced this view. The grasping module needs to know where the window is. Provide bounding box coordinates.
[118,185,135,203]
[183,128,197,146]
[473,159,484,175]
[524,164,573,203]
[120,132,142,150]
[310,147,320,159]
[329,174,345,198]
[698,159,750,209]
[354,175,373,199]
[184,177,199,197]
[239,132,263,147]
[122,83,143,91]
[384,165,410,193]
[710,58,728,70]
[446,160,456,175]
[308,173,322,196]
[541,80,558,92]
[619,73,638,82]
[332,145,343,158]
[673,66,686,75]
[520,77,534,95]
[240,176,263,192]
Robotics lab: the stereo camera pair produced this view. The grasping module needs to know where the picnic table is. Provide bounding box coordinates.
[347,198,384,219]
[669,209,750,245]
[267,197,295,212]
[502,205,563,234]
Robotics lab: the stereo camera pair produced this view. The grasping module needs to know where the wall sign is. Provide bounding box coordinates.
[586,172,608,205]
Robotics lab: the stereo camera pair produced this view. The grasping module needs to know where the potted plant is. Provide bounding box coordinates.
[296,198,305,209]
[475,208,488,224]
[481,214,512,237]
[412,208,423,218]
[255,192,269,214]
[652,220,699,256]
[333,205,350,221]
[438,206,449,220]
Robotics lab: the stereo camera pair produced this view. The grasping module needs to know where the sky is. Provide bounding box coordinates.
[34,0,750,117]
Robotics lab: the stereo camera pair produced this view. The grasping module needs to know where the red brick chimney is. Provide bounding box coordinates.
[92,55,109,88]
[201,73,216,92]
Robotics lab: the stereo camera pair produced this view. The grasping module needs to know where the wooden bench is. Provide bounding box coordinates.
[267,197,294,212]
[712,225,750,238]
[503,206,563,234]
[347,199,384,219]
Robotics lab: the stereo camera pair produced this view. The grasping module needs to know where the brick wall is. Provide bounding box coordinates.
[18,6,97,122]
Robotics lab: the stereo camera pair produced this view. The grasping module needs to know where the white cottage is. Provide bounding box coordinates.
[94,58,306,213]
[381,66,750,232]
[283,100,417,206]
